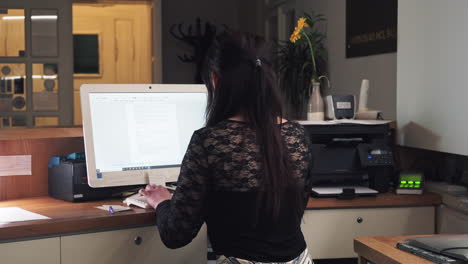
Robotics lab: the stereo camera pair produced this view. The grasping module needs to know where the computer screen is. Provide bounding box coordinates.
[81,84,207,187]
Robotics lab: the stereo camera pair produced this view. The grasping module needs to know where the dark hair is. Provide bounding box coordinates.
[202,32,298,217]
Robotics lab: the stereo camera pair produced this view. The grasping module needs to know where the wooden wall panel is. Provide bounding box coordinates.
[0,136,84,201]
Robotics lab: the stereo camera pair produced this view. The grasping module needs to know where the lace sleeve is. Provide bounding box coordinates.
[303,134,313,204]
[155,130,209,249]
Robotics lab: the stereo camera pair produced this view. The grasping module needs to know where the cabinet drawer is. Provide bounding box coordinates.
[61,225,207,264]
[302,206,435,259]
[0,237,60,264]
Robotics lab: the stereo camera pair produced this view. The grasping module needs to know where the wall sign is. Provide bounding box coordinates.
[346,0,397,58]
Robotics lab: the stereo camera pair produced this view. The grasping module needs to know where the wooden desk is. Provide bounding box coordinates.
[0,192,442,263]
[0,196,207,264]
[0,196,155,241]
[303,192,441,259]
[0,192,441,241]
[307,192,441,209]
[354,235,437,264]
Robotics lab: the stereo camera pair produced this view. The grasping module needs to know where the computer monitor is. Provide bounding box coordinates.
[80,84,207,188]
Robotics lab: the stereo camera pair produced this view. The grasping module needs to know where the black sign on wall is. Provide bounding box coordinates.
[346,0,397,58]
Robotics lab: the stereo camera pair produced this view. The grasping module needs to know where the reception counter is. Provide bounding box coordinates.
[0,192,441,263]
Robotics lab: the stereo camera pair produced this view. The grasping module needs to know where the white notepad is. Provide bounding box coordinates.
[0,207,50,223]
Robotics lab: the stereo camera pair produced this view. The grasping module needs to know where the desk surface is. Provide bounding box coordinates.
[0,197,155,241]
[307,192,441,209]
[0,192,441,241]
[354,235,439,264]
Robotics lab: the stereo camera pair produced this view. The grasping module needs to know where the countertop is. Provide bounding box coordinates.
[0,192,441,241]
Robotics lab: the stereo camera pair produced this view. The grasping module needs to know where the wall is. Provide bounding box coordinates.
[398,0,468,156]
[0,128,84,201]
[161,0,240,84]
[301,0,397,119]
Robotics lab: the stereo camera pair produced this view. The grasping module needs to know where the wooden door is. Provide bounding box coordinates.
[72,3,153,125]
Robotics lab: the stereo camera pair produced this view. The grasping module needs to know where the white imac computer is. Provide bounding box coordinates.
[80,84,207,188]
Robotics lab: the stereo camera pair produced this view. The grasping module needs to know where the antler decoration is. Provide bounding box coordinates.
[170,18,220,83]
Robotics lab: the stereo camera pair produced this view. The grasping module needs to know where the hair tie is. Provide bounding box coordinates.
[255,58,262,67]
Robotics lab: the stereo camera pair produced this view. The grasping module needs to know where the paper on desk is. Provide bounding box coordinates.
[96,205,132,212]
[298,120,392,125]
[0,207,49,223]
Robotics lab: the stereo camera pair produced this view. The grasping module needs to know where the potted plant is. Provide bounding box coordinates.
[277,13,329,120]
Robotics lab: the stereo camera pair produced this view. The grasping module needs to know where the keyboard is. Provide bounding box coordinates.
[123,183,177,209]
[123,193,150,209]
[396,242,463,264]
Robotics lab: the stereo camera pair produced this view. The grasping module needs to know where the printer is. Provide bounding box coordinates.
[302,122,395,197]
[48,153,139,202]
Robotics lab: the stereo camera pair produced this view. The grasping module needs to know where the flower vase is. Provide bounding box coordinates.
[307,81,324,120]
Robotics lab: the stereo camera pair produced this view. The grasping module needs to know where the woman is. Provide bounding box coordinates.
[140,32,313,264]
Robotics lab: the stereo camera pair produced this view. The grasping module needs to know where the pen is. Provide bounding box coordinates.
[109,206,115,215]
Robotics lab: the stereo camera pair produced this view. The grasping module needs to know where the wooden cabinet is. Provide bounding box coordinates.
[0,226,206,264]
[302,206,435,259]
[61,226,207,264]
[0,237,60,264]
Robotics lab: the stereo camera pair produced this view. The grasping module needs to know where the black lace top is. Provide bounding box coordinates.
[155,120,312,262]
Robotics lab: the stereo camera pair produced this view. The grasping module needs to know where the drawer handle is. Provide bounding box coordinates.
[134,236,143,245]
[357,217,363,224]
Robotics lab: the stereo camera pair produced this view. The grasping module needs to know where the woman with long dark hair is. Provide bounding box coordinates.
[140,32,313,264]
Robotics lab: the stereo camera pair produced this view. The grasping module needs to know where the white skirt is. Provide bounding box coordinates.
[216,248,313,264]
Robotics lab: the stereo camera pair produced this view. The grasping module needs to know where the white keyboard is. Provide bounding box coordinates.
[123,184,177,209]
[123,193,150,209]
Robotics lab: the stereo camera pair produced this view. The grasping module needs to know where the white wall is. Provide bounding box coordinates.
[302,0,397,119]
[397,0,468,156]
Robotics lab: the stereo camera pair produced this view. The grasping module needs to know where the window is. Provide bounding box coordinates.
[73,34,100,74]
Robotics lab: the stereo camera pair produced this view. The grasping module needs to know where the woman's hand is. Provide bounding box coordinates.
[139,184,173,209]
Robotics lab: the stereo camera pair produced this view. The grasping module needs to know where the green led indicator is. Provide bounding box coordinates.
[400,184,404,188]
[415,181,421,185]
[408,181,414,184]
[404,184,409,188]
[401,181,407,184]
[409,185,414,188]
[415,185,420,188]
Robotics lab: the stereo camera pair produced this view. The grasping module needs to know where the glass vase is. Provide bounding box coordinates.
[307,81,324,120]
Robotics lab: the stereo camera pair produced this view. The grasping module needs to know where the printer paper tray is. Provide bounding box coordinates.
[311,186,378,198]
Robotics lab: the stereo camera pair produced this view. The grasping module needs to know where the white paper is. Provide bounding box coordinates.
[311,186,378,195]
[298,120,392,125]
[0,207,50,223]
[96,205,132,212]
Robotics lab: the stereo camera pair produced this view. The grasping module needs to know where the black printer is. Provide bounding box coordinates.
[302,122,395,197]
[48,153,139,202]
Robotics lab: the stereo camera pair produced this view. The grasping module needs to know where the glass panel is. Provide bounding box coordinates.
[74,34,100,74]
[0,9,26,57]
[31,9,58,57]
[34,116,58,127]
[0,116,11,128]
[0,116,26,127]
[33,63,58,111]
[0,63,26,111]
[11,115,26,127]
